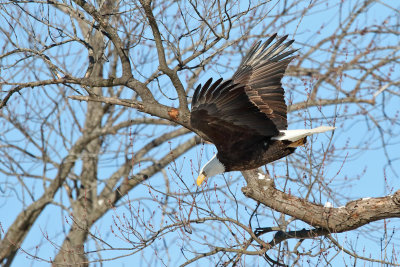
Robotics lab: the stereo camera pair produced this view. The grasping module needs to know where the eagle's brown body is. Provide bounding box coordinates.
[218,139,300,171]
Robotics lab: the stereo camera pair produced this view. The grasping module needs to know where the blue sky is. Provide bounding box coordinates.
[1,0,400,266]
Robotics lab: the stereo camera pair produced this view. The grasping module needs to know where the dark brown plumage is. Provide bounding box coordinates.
[190,34,298,173]
[190,34,336,186]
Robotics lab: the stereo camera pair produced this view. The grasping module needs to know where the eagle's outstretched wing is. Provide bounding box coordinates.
[190,78,278,151]
[190,34,295,151]
[233,33,296,130]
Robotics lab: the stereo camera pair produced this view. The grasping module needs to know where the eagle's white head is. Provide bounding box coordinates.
[197,154,225,186]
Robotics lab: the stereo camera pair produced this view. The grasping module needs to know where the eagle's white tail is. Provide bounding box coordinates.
[271,126,335,142]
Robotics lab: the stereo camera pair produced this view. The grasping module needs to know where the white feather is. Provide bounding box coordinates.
[200,154,225,178]
[271,126,335,142]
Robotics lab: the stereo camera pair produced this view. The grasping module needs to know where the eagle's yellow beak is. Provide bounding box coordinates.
[196,173,207,186]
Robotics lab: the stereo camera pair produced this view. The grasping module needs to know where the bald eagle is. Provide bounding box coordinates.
[190,33,334,186]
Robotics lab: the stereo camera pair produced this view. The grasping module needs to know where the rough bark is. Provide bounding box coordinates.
[242,169,400,233]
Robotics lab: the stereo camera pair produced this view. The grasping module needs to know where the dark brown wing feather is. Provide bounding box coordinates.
[190,78,278,152]
[190,34,296,152]
[233,33,297,130]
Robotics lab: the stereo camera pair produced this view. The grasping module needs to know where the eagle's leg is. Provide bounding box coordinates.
[287,137,307,148]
